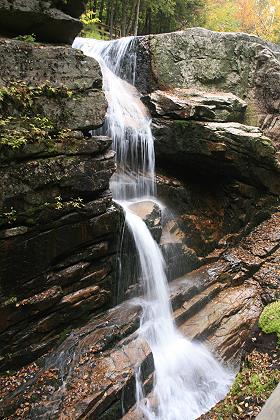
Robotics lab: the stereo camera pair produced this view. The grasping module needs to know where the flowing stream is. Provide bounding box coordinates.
[73,36,233,420]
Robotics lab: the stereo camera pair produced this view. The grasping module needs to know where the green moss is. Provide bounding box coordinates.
[1,296,18,308]
[2,207,17,224]
[0,81,77,151]
[53,196,84,210]
[0,196,85,229]
[259,301,280,343]
[14,33,37,43]
[210,350,280,419]
[0,115,54,150]
[0,81,75,113]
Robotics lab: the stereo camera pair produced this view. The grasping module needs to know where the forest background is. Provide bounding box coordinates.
[82,0,280,43]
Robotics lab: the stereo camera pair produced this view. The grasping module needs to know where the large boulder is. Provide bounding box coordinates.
[0,0,85,44]
[136,28,280,145]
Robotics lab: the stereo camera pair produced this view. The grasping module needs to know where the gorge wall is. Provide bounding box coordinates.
[0,38,123,372]
[0,9,279,419]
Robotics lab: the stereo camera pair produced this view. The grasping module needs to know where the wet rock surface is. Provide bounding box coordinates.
[128,200,162,242]
[1,211,278,418]
[0,0,84,44]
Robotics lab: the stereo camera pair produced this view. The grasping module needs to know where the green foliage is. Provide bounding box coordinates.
[81,23,110,40]
[204,0,280,44]
[259,301,280,343]
[53,196,85,210]
[83,0,205,38]
[14,33,36,43]
[1,296,18,308]
[3,208,17,224]
[205,0,240,32]
[0,80,75,150]
[81,10,100,25]
[0,116,54,150]
[0,81,74,111]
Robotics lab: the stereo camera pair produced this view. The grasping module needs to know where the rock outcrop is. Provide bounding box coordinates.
[0,38,123,372]
[0,0,85,44]
[135,29,280,291]
[136,28,280,146]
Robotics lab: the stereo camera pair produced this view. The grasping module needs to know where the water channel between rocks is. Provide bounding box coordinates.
[73,36,234,420]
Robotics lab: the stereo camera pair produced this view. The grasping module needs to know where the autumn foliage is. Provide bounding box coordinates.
[205,0,280,43]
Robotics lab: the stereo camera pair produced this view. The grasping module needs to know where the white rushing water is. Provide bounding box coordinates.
[73,36,233,420]
[73,36,154,201]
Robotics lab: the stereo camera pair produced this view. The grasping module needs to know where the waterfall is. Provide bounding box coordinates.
[73,37,154,201]
[73,36,233,420]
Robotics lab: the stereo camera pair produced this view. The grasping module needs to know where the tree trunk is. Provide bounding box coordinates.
[92,0,98,13]
[99,0,105,21]
[109,0,118,39]
[134,0,141,36]
[106,0,110,26]
[113,0,119,38]
[126,0,136,35]
[145,6,152,34]
[121,0,127,36]
[109,3,114,39]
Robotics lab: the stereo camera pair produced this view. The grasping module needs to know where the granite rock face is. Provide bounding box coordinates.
[0,0,85,44]
[135,29,280,291]
[0,39,123,371]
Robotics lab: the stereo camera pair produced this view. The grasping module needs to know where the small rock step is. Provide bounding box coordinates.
[143,89,247,123]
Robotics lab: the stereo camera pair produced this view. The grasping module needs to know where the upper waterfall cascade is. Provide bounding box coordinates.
[73,36,234,420]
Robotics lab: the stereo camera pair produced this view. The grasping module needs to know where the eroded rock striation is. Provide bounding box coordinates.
[1,211,279,418]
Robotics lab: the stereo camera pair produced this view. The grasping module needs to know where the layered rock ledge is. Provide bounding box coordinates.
[153,119,280,194]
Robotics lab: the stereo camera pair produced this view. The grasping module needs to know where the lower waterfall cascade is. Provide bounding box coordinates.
[73,36,234,420]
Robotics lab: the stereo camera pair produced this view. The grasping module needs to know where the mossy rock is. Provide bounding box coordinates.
[259,301,280,343]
